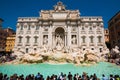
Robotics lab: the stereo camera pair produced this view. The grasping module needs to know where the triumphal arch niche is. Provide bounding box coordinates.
[14,1,106,53]
[53,27,67,50]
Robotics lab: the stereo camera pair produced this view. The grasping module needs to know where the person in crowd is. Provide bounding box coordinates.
[31,74,35,80]
[46,76,50,80]
[67,72,72,80]
[93,73,97,80]
[63,74,67,80]
[3,74,9,80]
[82,72,88,80]
[28,74,32,80]
[58,72,64,80]
[35,72,41,80]
[12,73,18,80]
[109,74,115,80]
[102,74,108,80]
[0,73,3,80]
[89,75,93,80]
[73,74,77,80]
[51,74,57,80]
[40,74,44,80]
[10,75,14,80]
[78,75,82,80]
[73,73,79,80]
[115,75,120,80]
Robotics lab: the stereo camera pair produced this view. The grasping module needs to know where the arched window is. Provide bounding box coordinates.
[34,36,38,43]
[18,36,22,43]
[90,36,94,43]
[98,36,102,43]
[82,36,86,43]
[26,36,30,43]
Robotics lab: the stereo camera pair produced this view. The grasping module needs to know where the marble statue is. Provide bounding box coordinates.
[72,36,77,44]
[43,36,48,45]
[55,35,63,50]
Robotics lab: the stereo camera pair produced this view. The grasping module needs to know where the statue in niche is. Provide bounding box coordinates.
[72,36,77,44]
[55,34,63,50]
[43,36,48,45]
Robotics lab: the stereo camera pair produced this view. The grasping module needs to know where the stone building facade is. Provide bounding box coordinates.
[108,11,120,49]
[0,18,15,53]
[104,29,109,43]
[14,2,106,54]
[6,34,16,53]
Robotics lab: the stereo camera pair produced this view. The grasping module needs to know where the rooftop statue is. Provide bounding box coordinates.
[55,34,64,50]
[54,1,66,11]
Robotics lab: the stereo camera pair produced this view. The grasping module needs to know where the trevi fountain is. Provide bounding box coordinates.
[0,1,120,79]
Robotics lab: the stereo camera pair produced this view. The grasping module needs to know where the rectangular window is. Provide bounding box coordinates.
[98,36,101,43]
[90,36,93,43]
[82,36,85,43]
[83,38,85,43]
[26,37,30,43]
[19,37,22,43]
[34,37,38,43]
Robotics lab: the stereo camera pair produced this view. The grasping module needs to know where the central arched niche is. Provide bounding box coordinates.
[54,27,65,50]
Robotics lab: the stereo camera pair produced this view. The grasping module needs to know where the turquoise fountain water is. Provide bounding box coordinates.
[0,62,120,79]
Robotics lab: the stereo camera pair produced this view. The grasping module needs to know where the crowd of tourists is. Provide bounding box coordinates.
[0,72,120,80]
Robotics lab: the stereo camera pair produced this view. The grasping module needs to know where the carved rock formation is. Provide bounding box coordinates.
[11,48,107,65]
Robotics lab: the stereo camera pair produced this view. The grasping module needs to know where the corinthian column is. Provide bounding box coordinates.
[65,32,67,47]
[52,32,55,49]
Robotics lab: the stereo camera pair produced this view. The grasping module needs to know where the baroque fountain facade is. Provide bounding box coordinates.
[13,2,109,64]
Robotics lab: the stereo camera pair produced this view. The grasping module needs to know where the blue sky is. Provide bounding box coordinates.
[0,0,120,30]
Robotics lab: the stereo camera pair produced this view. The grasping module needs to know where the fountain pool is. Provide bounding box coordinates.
[0,62,120,79]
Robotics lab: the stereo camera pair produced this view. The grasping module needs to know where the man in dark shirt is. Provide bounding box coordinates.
[68,72,72,80]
